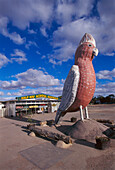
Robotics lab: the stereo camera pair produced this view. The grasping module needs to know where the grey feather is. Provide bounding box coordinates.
[55,110,62,124]
[55,65,80,124]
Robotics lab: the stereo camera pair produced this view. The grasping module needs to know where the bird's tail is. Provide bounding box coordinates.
[55,110,61,124]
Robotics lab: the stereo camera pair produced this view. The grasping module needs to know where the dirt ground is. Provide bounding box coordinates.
[0,104,115,170]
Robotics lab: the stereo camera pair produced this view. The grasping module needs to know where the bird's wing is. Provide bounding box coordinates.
[55,65,80,123]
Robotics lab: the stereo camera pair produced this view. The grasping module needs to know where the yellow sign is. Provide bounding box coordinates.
[29,105,38,108]
[52,104,57,106]
[21,96,28,99]
[36,94,47,98]
[16,93,60,100]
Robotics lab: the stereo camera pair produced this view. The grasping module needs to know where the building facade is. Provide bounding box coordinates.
[1,94,61,117]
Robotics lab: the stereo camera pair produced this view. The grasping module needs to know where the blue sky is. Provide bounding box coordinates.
[0,0,115,101]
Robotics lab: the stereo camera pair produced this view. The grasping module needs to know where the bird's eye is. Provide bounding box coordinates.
[88,44,92,47]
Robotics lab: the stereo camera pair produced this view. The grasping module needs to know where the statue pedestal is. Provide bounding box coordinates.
[67,119,110,142]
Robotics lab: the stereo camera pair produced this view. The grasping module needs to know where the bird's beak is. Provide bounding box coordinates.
[91,48,98,60]
[93,48,98,56]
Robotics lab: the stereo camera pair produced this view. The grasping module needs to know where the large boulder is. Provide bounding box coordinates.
[67,119,109,142]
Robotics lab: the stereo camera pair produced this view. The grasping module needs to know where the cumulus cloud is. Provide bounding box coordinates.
[0,68,60,90]
[28,29,37,34]
[11,49,27,64]
[0,53,10,68]
[49,58,62,65]
[0,0,114,60]
[0,0,114,99]
[7,80,115,98]
[40,27,48,37]
[55,0,95,24]
[95,82,115,96]
[0,96,15,101]
[0,49,27,68]
[51,14,114,62]
[0,17,25,44]
[25,41,38,49]
[104,53,115,57]
[47,0,115,64]
[8,85,63,98]
[0,0,54,30]
[49,18,92,62]
[10,89,39,97]
[7,32,25,45]
[0,0,95,29]
[38,67,46,72]
[96,68,115,80]
[97,0,115,27]
[40,86,63,96]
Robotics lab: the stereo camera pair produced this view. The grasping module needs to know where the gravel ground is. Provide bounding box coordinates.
[0,104,115,170]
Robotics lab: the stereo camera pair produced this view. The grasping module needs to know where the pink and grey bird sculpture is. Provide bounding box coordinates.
[55,33,98,124]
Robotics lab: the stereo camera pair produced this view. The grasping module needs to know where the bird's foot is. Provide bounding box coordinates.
[81,118,85,122]
[85,117,90,120]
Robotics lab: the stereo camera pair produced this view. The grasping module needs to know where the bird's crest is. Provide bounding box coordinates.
[79,33,96,47]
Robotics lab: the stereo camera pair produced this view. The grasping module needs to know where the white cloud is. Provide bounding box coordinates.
[8,85,63,98]
[9,91,22,97]
[95,82,115,96]
[0,0,54,30]
[96,68,115,80]
[41,55,46,59]
[0,0,114,60]
[0,68,60,90]
[28,29,37,34]
[11,49,27,64]
[0,0,95,30]
[49,18,92,63]
[61,79,65,84]
[10,89,39,97]
[0,50,27,68]
[0,91,4,96]
[7,92,12,96]
[49,58,57,65]
[0,17,25,44]
[49,12,115,63]
[55,0,95,24]
[97,0,115,27]
[11,49,25,57]
[46,0,115,64]
[36,51,41,55]
[40,27,48,37]
[51,42,75,62]
[104,53,115,56]
[0,53,10,68]
[38,67,46,72]
[0,96,15,101]
[8,32,25,45]
[39,86,63,96]
[49,58,62,65]
[25,41,38,49]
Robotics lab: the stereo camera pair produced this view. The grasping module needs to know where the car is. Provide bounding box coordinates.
[37,110,43,114]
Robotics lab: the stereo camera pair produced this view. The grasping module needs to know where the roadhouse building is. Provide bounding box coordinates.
[0,94,61,117]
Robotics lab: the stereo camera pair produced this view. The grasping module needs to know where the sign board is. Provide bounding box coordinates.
[16,106,23,109]
[16,93,59,100]
[23,106,29,108]
[52,104,57,106]
[29,105,39,108]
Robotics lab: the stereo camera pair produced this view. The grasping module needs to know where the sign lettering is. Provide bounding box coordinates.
[16,93,60,100]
